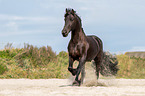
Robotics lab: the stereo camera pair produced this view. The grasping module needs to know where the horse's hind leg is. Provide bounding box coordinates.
[81,64,85,84]
[94,52,103,79]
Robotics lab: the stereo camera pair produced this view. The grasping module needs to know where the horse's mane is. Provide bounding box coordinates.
[64,8,82,26]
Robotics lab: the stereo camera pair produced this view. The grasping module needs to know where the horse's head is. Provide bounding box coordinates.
[62,8,78,37]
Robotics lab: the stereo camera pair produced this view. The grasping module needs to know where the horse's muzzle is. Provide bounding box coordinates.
[62,30,68,37]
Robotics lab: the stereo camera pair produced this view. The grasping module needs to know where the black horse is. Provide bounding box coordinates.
[62,8,118,86]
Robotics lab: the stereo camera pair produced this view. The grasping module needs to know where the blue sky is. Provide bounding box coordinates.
[0,0,145,54]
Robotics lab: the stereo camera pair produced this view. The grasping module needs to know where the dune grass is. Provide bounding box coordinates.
[0,43,144,79]
[116,54,145,79]
[0,44,69,79]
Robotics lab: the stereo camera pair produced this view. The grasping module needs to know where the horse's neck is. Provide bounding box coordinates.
[71,28,86,43]
[71,16,86,43]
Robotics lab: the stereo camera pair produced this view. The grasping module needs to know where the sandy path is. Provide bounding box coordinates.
[0,79,145,96]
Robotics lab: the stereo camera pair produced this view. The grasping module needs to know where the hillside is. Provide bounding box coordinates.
[0,44,69,79]
[125,51,145,58]
[0,43,145,79]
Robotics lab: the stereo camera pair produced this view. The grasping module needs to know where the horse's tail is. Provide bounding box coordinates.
[100,52,119,76]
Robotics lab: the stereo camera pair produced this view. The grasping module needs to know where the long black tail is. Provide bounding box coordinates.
[100,52,119,76]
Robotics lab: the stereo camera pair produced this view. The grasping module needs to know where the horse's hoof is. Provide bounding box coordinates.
[72,69,77,76]
[72,80,81,86]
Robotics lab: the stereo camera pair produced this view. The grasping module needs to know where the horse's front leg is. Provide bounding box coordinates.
[73,56,86,86]
[68,56,77,76]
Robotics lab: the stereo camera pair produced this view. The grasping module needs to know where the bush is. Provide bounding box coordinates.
[0,43,69,79]
[0,59,8,75]
[1,43,144,79]
[116,55,145,79]
[14,44,56,67]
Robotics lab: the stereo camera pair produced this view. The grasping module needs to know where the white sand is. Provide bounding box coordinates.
[0,79,145,96]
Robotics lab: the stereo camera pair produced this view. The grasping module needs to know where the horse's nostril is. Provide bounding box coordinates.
[62,31,67,37]
[62,29,67,36]
[62,32,65,36]
[62,29,65,33]
[62,31,65,34]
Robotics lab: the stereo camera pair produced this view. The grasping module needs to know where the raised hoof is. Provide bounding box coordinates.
[72,69,77,76]
[68,68,77,76]
[72,80,81,86]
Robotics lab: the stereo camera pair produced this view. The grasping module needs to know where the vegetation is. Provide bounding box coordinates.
[116,54,145,79]
[0,43,69,79]
[125,51,145,58]
[0,43,144,79]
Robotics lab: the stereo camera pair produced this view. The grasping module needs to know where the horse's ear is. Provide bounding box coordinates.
[71,9,75,15]
[66,8,68,13]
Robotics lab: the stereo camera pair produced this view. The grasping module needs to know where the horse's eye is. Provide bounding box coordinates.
[70,18,74,21]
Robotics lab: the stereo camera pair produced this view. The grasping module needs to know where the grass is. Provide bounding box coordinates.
[0,44,69,79]
[0,43,145,79]
[116,54,145,79]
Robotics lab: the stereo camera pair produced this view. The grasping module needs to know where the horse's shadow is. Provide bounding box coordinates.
[59,82,107,87]
[59,84,75,87]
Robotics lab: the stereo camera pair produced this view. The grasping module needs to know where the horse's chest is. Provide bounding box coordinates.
[68,44,82,59]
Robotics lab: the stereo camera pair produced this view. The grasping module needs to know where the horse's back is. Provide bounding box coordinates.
[85,35,103,61]
[87,35,102,44]
[87,35,103,48]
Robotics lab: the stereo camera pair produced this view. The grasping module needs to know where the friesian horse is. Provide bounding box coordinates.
[62,8,117,86]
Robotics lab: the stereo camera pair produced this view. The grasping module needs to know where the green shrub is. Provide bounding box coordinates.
[0,43,69,79]
[117,55,145,79]
[1,43,144,79]
[0,61,8,75]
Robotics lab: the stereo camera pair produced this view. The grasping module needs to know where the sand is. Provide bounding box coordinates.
[0,79,145,96]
